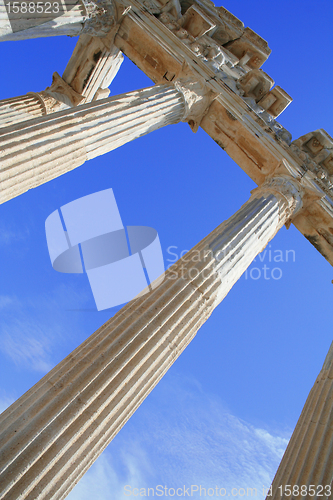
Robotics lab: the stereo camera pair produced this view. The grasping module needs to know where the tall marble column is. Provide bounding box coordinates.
[0,0,115,41]
[0,76,214,204]
[0,176,303,500]
[0,84,185,204]
[267,342,333,500]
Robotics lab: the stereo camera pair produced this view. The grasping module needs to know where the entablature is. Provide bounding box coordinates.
[112,0,333,264]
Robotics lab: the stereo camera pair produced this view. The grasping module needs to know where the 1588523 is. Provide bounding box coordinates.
[278,485,332,497]
[5,2,61,14]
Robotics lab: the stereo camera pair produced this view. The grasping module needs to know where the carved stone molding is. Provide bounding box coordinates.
[174,64,217,131]
[252,175,303,225]
[44,72,85,108]
[290,129,333,192]
[82,0,117,37]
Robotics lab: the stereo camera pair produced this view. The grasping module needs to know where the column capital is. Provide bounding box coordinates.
[174,65,217,132]
[42,72,85,109]
[82,0,117,37]
[252,175,303,221]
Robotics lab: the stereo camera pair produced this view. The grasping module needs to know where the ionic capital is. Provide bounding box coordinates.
[43,72,85,109]
[174,65,217,132]
[252,175,304,220]
[82,0,117,37]
[25,73,84,116]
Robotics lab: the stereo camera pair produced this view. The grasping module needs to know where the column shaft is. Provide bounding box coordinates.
[267,343,333,500]
[0,0,114,41]
[0,177,302,500]
[0,84,185,204]
[0,94,47,127]
[0,38,124,127]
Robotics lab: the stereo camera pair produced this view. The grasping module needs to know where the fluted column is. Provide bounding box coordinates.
[0,82,82,128]
[0,0,115,41]
[0,84,185,204]
[0,176,303,500]
[0,37,124,128]
[0,94,47,127]
[267,342,333,500]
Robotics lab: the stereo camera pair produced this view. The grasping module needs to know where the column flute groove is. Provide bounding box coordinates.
[267,342,333,499]
[0,41,124,128]
[0,0,116,41]
[0,95,46,126]
[0,85,185,204]
[0,176,303,500]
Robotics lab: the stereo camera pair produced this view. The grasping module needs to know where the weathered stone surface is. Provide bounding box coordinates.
[0,0,116,41]
[0,0,332,496]
[258,85,292,118]
[0,176,302,500]
[108,0,333,264]
[0,94,47,127]
[0,0,332,271]
[0,34,124,126]
[267,342,333,499]
[62,36,124,104]
[0,84,186,204]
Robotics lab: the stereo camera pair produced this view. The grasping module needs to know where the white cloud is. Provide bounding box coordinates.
[0,295,16,310]
[0,284,91,373]
[0,320,54,372]
[0,395,15,414]
[0,292,57,373]
[0,223,30,247]
[67,448,151,500]
[68,374,290,499]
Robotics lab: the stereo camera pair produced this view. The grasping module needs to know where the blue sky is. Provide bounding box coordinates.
[0,0,333,498]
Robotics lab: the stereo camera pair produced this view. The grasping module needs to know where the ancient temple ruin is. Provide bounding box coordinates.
[0,0,332,498]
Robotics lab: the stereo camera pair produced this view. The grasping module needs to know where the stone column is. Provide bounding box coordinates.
[0,0,115,41]
[0,84,185,204]
[267,342,333,500]
[0,94,47,127]
[0,76,214,204]
[0,176,302,500]
[0,75,84,128]
[0,38,124,127]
